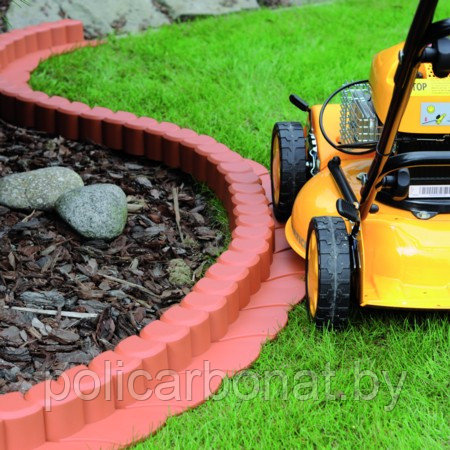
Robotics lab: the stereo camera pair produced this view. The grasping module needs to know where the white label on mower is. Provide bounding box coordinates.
[420,102,450,126]
[409,185,450,198]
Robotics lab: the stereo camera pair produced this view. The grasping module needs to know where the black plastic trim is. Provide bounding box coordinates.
[376,192,450,214]
[328,156,358,204]
[380,151,450,177]
[377,151,450,213]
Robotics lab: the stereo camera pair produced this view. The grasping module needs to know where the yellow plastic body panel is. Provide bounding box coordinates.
[359,214,450,309]
[286,158,361,261]
[286,157,450,309]
[285,106,450,309]
[370,43,450,135]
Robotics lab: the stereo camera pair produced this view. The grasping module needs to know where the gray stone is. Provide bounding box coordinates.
[0,167,84,211]
[168,259,193,286]
[159,0,259,20]
[6,0,169,38]
[55,184,128,240]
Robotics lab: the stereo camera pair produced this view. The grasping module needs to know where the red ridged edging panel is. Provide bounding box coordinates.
[0,20,305,450]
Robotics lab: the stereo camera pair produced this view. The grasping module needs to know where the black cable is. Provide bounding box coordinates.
[318,79,378,155]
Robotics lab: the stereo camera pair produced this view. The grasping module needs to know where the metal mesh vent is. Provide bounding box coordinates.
[425,63,436,78]
[339,82,381,145]
[423,63,450,78]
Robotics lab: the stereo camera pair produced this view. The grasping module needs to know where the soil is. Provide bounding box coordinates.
[0,120,226,395]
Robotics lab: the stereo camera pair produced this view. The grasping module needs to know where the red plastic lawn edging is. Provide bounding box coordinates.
[0,20,305,450]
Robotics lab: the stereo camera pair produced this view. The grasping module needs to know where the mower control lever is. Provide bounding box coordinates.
[328,157,358,204]
[289,94,310,112]
[336,199,359,223]
[421,37,450,78]
[380,168,410,200]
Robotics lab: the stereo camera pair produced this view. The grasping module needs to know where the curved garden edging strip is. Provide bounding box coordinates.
[0,20,305,450]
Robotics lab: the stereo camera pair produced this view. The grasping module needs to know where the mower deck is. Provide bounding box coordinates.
[285,106,450,310]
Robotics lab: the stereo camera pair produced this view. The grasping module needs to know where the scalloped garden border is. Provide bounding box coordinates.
[0,20,305,450]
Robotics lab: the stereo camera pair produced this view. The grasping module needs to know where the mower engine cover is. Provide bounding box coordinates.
[370,43,450,135]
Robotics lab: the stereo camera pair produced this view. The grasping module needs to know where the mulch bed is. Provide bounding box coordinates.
[0,120,226,395]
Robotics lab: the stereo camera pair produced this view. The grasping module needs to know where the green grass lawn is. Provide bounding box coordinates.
[30,0,450,447]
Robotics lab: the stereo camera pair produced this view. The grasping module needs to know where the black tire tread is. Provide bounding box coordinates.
[271,122,308,222]
[306,216,352,328]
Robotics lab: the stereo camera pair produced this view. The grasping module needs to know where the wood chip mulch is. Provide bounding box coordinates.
[0,120,227,394]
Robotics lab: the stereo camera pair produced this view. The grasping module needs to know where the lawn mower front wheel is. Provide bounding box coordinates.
[270,122,308,222]
[306,216,352,328]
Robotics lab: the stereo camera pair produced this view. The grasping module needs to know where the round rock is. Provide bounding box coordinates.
[0,167,84,211]
[56,184,128,240]
[168,258,193,287]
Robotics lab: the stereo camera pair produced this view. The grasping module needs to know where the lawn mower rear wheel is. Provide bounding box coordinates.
[270,121,308,222]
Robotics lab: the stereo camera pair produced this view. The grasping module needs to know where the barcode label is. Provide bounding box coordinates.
[409,184,450,198]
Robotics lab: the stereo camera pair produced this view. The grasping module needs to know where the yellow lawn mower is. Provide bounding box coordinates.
[271,0,450,327]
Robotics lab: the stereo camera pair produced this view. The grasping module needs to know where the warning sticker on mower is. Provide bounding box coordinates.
[409,185,450,198]
[412,79,450,96]
[420,102,450,126]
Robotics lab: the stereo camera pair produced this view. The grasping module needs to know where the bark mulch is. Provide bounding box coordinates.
[0,120,227,394]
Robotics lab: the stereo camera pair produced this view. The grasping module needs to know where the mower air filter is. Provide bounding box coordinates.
[339,82,381,145]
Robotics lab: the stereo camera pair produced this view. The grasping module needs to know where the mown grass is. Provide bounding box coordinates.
[135,310,449,449]
[30,0,450,447]
[32,0,450,166]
